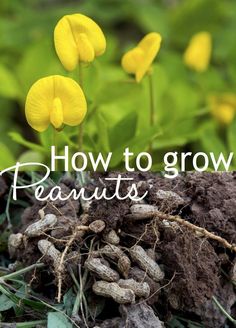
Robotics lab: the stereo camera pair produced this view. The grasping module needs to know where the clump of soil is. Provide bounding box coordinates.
[6,172,236,327]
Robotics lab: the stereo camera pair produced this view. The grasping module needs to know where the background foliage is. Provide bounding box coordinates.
[0,0,236,170]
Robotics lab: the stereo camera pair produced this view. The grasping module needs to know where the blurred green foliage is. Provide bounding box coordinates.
[0,0,236,170]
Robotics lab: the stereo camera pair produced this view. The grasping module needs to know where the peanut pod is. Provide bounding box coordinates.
[98,245,131,278]
[130,245,164,282]
[103,230,120,245]
[85,258,119,282]
[38,239,62,269]
[25,214,57,237]
[118,278,150,298]
[89,220,106,233]
[8,233,23,257]
[156,189,184,206]
[93,281,135,304]
[128,204,158,220]
[118,255,131,278]
[98,244,123,259]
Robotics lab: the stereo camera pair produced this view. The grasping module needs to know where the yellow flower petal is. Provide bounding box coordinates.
[121,47,144,74]
[138,32,162,53]
[213,104,235,125]
[25,75,87,132]
[208,93,236,125]
[54,14,106,70]
[184,32,212,72]
[121,32,162,83]
[77,33,95,63]
[53,75,87,126]
[69,14,106,57]
[54,16,79,71]
[136,33,162,82]
[25,76,54,132]
[50,98,64,129]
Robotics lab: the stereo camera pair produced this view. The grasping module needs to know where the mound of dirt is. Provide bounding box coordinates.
[6,172,236,327]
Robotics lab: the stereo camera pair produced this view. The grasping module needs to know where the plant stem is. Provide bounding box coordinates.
[148,73,155,153]
[78,62,84,152]
[212,296,236,325]
[0,320,46,328]
[0,263,44,283]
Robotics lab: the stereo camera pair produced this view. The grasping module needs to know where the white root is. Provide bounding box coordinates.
[25,214,57,237]
[118,279,150,298]
[103,230,120,245]
[8,233,23,257]
[85,258,119,282]
[92,281,135,304]
[80,214,89,225]
[130,245,164,282]
[38,239,62,269]
[128,204,159,220]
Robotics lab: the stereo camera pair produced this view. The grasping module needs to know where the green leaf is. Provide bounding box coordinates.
[0,294,14,311]
[110,124,161,168]
[18,151,44,170]
[63,288,75,317]
[0,142,15,170]
[0,285,46,311]
[95,112,110,152]
[16,38,66,97]
[0,64,21,99]
[199,122,229,170]
[200,123,227,156]
[47,312,73,328]
[109,112,138,150]
[9,132,46,153]
[96,80,141,106]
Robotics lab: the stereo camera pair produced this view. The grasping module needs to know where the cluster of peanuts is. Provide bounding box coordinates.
[8,191,181,304]
[86,237,164,304]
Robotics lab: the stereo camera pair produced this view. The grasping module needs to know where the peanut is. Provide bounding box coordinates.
[118,279,150,298]
[25,214,57,237]
[99,244,123,259]
[103,230,120,245]
[118,255,131,278]
[92,281,135,304]
[85,258,119,282]
[130,245,164,282]
[38,239,62,269]
[129,204,158,220]
[98,245,131,278]
[156,190,184,207]
[8,233,23,257]
[89,220,106,233]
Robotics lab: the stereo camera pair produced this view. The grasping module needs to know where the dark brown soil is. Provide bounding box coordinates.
[6,172,236,327]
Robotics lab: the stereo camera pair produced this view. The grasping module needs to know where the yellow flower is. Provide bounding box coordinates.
[54,13,106,71]
[208,93,236,125]
[184,32,212,72]
[25,75,87,132]
[121,32,162,83]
